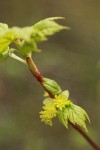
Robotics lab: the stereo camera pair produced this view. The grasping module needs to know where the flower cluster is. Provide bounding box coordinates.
[54,95,72,110]
[40,90,72,126]
[40,104,57,126]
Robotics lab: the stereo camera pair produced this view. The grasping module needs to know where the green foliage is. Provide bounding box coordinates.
[32,17,69,42]
[61,90,69,99]
[11,26,34,42]
[0,23,8,31]
[0,47,10,62]
[0,23,14,54]
[0,17,90,133]
[0,17,67,60]
[43,98,54,105]
[43,78,62,95]
[0,23,14,61]
[10,27,39,57]
[58,103,90,131]
[40,90,90,131]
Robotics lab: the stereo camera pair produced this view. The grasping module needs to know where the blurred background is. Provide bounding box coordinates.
[0,0,100,150]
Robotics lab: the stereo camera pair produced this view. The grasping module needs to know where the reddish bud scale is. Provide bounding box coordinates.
[26,56,55,98]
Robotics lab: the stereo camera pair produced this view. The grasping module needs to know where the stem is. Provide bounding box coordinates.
[69,121,100,150]
[26,56,100,150]
[26,56,43,82]
[10,53,26,64]
[26,56,54,98]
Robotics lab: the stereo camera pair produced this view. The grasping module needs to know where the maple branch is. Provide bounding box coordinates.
[26,56,100,150]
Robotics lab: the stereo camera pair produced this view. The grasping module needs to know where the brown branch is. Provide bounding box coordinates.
[26,56,100,150]
[69,121,100,150]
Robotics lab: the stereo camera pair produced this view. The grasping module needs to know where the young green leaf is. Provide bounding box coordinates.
[19,40,40,57]
[58,103,90,131]
[58,108,69,128]
[11,27,40,57]
[43,78,62,95]
[43,98,54,105]
[60,90,69,99]
[32,17,69,42]
[0,23,8,31]
[1,17,68,58]
[0,47,13,62]
[0,49,9,62]
[11,26,33,42]
[0,34,14,53]
[0,23,14,54]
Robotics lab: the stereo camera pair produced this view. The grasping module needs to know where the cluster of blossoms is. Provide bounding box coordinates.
[39,90,71,126]
[40,104,57,126]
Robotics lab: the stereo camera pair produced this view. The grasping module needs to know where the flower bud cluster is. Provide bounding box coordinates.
[40,90,71,126]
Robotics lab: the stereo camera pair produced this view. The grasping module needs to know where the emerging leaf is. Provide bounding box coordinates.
[0,23,14,54]
[43,98,54,105]
[11,27,40,57]
[0,17,69,60]
[0,23,8,31]
[0,33,14,53]
[11,26,34,42]
[58,108,69,128]
[19,40,40,57]
[58,103,90,131]
[61,90,69,99]
[32,17,69,42]
[43,78,62,95]
[0,47,13,62]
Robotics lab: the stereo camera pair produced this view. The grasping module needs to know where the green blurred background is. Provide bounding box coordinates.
[0,0,100,149]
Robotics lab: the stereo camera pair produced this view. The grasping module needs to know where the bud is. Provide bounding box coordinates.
[42,78,62,95]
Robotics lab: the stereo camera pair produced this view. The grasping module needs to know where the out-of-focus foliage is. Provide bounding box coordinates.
[0,17,67,58]
[32,17,68,42]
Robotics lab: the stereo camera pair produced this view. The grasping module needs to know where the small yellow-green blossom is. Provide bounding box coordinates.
[40,90,90,131]
[40,91,73,126]
[54,94,72,110]
[39,104,57,126]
